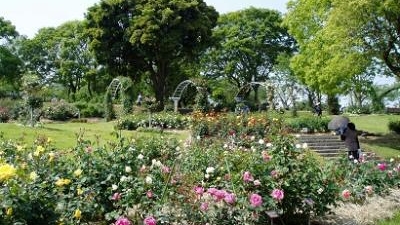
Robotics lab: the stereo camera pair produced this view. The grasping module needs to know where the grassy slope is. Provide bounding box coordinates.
[348,114,400,158]
[0,121,189,149]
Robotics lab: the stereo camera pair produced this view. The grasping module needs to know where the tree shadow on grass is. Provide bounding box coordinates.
[361,133,400,151]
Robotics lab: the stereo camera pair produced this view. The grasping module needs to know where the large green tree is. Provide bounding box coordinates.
[85,0,218,110]
[284,0,400,95]
[0,17,22,90]
[201,8,295,91]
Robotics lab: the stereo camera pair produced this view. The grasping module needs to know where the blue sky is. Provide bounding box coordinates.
[0,0,288,38]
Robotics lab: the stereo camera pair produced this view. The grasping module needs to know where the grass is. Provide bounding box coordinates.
[348,114,400,158]
[378,211,400,225]
[0,121,189,149]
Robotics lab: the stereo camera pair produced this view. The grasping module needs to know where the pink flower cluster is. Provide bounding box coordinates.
[207,187,236,204]
[115,217,131,225]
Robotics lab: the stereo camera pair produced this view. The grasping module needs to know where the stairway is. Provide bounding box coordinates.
[296,133,346,158]
[296,133,381,161]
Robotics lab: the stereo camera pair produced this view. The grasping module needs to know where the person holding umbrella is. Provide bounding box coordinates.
[340,122,360,161]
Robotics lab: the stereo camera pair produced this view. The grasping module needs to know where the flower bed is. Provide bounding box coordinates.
[0,114,399,225]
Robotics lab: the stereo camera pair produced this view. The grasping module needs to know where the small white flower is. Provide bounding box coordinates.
[295,144,301,148]
[354,159,359,164]
[302,143,308,149]
[176,146,181,151]
[223,143,228,148]
[197,135,201,140]
[120,175,128,182]
[317,188,324,194]
[137,154,144,160]
[390,158,394,162]
[145,176,153,184]
[206,167,215,174]
[253,180,261,186]
[112,184,118,190]
[258,139,265,145]
[216,177,221,181]
[295,134,300,138]
[125,166,132,173]
[266,143,272,147]
[250,136,255,141]
[205,174,210,179]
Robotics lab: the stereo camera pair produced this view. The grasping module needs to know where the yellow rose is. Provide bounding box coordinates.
[73,169,83,177]
[36,145,45,152]
[6,207,12,216]
[74,209,82,219]
[0,164,16,181]
[55,178,71,186]
[77,188,84,195]
[29,171,38,181]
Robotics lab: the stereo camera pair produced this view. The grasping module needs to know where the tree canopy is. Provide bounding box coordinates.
[85,0,218,109]
[283,0,400,95]
[201,7,295,89]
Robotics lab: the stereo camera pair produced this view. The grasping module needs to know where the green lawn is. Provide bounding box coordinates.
[348,114,400,158]
[378,211,400,225]
[0,121,189,149]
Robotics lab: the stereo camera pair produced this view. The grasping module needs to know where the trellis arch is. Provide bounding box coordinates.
[169,80,205,112]
[235,81,275,110]
[104,77,134,121]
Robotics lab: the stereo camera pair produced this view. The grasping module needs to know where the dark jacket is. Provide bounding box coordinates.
[341,128,360,152]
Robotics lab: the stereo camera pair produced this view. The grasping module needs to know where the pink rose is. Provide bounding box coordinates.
[262,151,272,161]
[243,171,254,182]
[249,193,263,207]
[143,216,157,225]
[224,192,236,204]
[200,202,209,211]
[162,166,170,174]
[146,190,153,198]
[194,186,204,195]
[111,192,121,201]
[115,217,132,225]
[271,189,284,201]
[214,189,227,201]
[377,163,387,171]
[342,189,351,199]
[270,170,279,179]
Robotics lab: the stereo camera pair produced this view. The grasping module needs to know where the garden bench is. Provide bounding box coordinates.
[386,107,400,114]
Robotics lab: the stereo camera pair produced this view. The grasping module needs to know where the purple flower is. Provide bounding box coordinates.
[377,163,387,171]
[194,186,204,195]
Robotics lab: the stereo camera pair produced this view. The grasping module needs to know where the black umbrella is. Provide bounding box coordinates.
[328,116,350,131]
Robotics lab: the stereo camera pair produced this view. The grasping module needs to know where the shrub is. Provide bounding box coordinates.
[43,100,79,121]
[0,107,10,123]
[388,120,400,134]
[286,116,330,133]
[345,105,372,114]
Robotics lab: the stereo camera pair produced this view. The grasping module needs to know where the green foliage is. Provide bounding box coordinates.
[74,101,104,118]
[0,106,10,123]
[388,120,400,134]
[201,7,295,90]
[115,112,190,130]
[104,90,115,122]
[285,116,330,133]
[345,105,372,115]
[42,100,79,121]
[85,0,218,109]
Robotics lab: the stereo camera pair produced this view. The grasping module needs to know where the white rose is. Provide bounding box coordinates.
[145,176,153,184]
[112,184,118,190]
[137,154,144,160]
[206,167,215,174]
[125,166,132,173]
